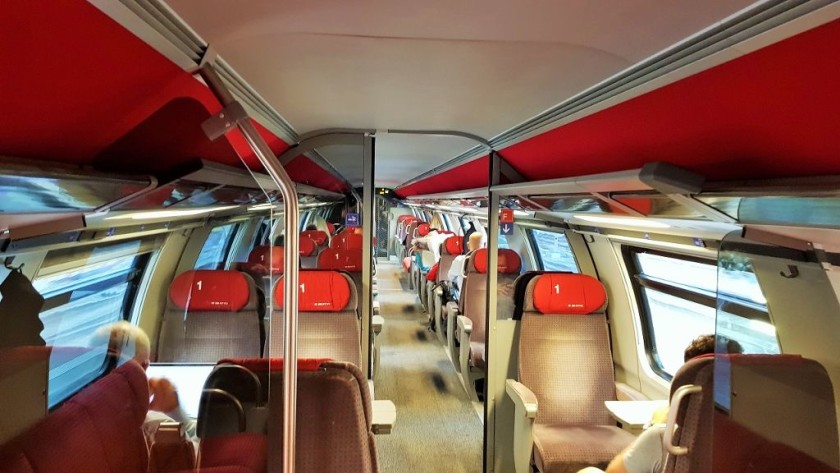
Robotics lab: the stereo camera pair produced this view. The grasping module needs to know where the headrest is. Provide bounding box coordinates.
[443,236,463,255]
[330,232,363,250]
[416,223,431,236]
[246,246,281,274]
[397,215,414,224]
[169,270,251,312]
[301,230,328,246]
[317,248,363,272]
[426,263,439,282]
[325,222,335,235]
[472,248,522,274]
[274,270,352,312]
[218,358,331,373]
[531,273,606,315]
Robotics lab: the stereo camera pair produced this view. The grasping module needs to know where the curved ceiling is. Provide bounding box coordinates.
[164,0,759,187]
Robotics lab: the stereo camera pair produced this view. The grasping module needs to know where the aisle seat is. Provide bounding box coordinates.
[158,270,263,362]
[432,236,463,342]
[270,270,362,367]
[301,229,329,248]
[506,273,634,473]
[299,234,322,268]
[456,248,521,400]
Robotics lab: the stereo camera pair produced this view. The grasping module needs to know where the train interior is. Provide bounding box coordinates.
[1,1,840,472]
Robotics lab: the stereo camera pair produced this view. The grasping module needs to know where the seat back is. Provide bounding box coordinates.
[461,248,522,345]
[318,247,365,301]
[331,231,364,250]
[0,346,50,443]
[518,273,615,426]
[159,270,262,362]
[271,270,361,367]
[210,358,378,473]
[436,236,463,284]
[0,361,149,473]
[302,230,329,248]
[665,354,840,473]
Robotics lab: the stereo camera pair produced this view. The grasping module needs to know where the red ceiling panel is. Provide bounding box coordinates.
[399,18,840,196]
[0,1,346,192]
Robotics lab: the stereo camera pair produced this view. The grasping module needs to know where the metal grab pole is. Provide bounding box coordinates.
[199,64,300,473]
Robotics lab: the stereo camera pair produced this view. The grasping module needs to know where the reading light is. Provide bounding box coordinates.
[572,215,671,229]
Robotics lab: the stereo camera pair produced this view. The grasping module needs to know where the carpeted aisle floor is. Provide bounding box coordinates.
[374,260,483,473]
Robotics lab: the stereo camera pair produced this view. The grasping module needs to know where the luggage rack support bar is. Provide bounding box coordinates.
[198,63,300,473]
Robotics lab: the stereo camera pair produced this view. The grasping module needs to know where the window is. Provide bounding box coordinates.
[498,234,510,249]
[530,229,578,272]
[627,249,780,379]
[33,249,150,406]
[195,223,239,270]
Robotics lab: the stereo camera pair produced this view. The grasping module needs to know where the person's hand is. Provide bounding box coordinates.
[148,377,180,412]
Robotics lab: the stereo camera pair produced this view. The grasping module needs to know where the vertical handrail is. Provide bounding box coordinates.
[199,64,300,473]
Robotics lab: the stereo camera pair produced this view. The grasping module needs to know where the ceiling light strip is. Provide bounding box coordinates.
[396,0,830,190]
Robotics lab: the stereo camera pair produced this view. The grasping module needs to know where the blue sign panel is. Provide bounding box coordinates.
[345,212,360,227]
[500,222,514,236]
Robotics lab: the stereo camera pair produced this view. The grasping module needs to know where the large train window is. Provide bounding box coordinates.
[626,248,779,379]
[32,244,152,406]
[194,223,239,270]
[529,229,578,272]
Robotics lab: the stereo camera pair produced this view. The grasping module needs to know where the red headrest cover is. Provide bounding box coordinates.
[416,223,431,237]
[330,232,363,250]
[169,270,250,312]
[326,222,335,235]
[533,273,607,315]
[274,270,351,312]
[247,246,285,274]
[301,230,328,246]
[218,358,331,372]
[317,248,363,272]
[299,238,317,256]
[426,263,439,282]
[472,248,522,274]
[397,215,413,224]
[443,236,463,255]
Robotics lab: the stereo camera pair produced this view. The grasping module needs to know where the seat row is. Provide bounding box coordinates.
[0,351,382,473]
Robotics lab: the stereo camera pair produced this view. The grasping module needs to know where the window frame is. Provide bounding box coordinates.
[527,228,579,273]
[623,246,775,380]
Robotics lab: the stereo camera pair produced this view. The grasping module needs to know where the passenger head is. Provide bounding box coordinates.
[467,232,482,252]
[92,321,151,371]
[683,334,716,363]
[305,224,318,231]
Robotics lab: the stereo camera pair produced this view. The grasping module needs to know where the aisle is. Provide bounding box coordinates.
[374,260,483,473]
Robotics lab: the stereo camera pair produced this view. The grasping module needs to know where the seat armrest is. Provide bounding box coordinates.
[371,400,396,435]
[372,300,381,315]
[368,379,375,399]
[457,315,472,334]
[506,380,538,419]
[372,315,384,335]
[616,382,648,401]
[506,380,538,473]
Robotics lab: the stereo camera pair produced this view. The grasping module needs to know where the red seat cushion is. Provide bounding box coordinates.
[533,273,607,315]
[169,270,250,312]
[472,248,522,274]
[317,248,363,272]
[274,270,351,312]
[426,263,440,282]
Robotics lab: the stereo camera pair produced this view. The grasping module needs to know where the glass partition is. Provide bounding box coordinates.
[711,232,840,470]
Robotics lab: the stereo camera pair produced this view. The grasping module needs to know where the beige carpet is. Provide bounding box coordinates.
[374,260,483,473]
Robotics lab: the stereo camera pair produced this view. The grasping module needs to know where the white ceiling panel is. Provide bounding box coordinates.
[165,0,759,186]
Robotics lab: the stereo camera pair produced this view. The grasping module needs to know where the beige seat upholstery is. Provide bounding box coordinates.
[456,248,521,400]
[507,273,633,473]
[158,270,262,362]
[270,270,362,367]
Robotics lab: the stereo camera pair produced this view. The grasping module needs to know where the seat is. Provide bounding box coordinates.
[298,236,321,269]
[664,354,839,473]
[331,231,364,250]
[269,270,362,367]
[506,273,634,473]
[302,229,329,248]
[432,236,463,342]
[456,248,522,400]
[158,270,263,362]
[205,358,380,473]
[0,361,150,473]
